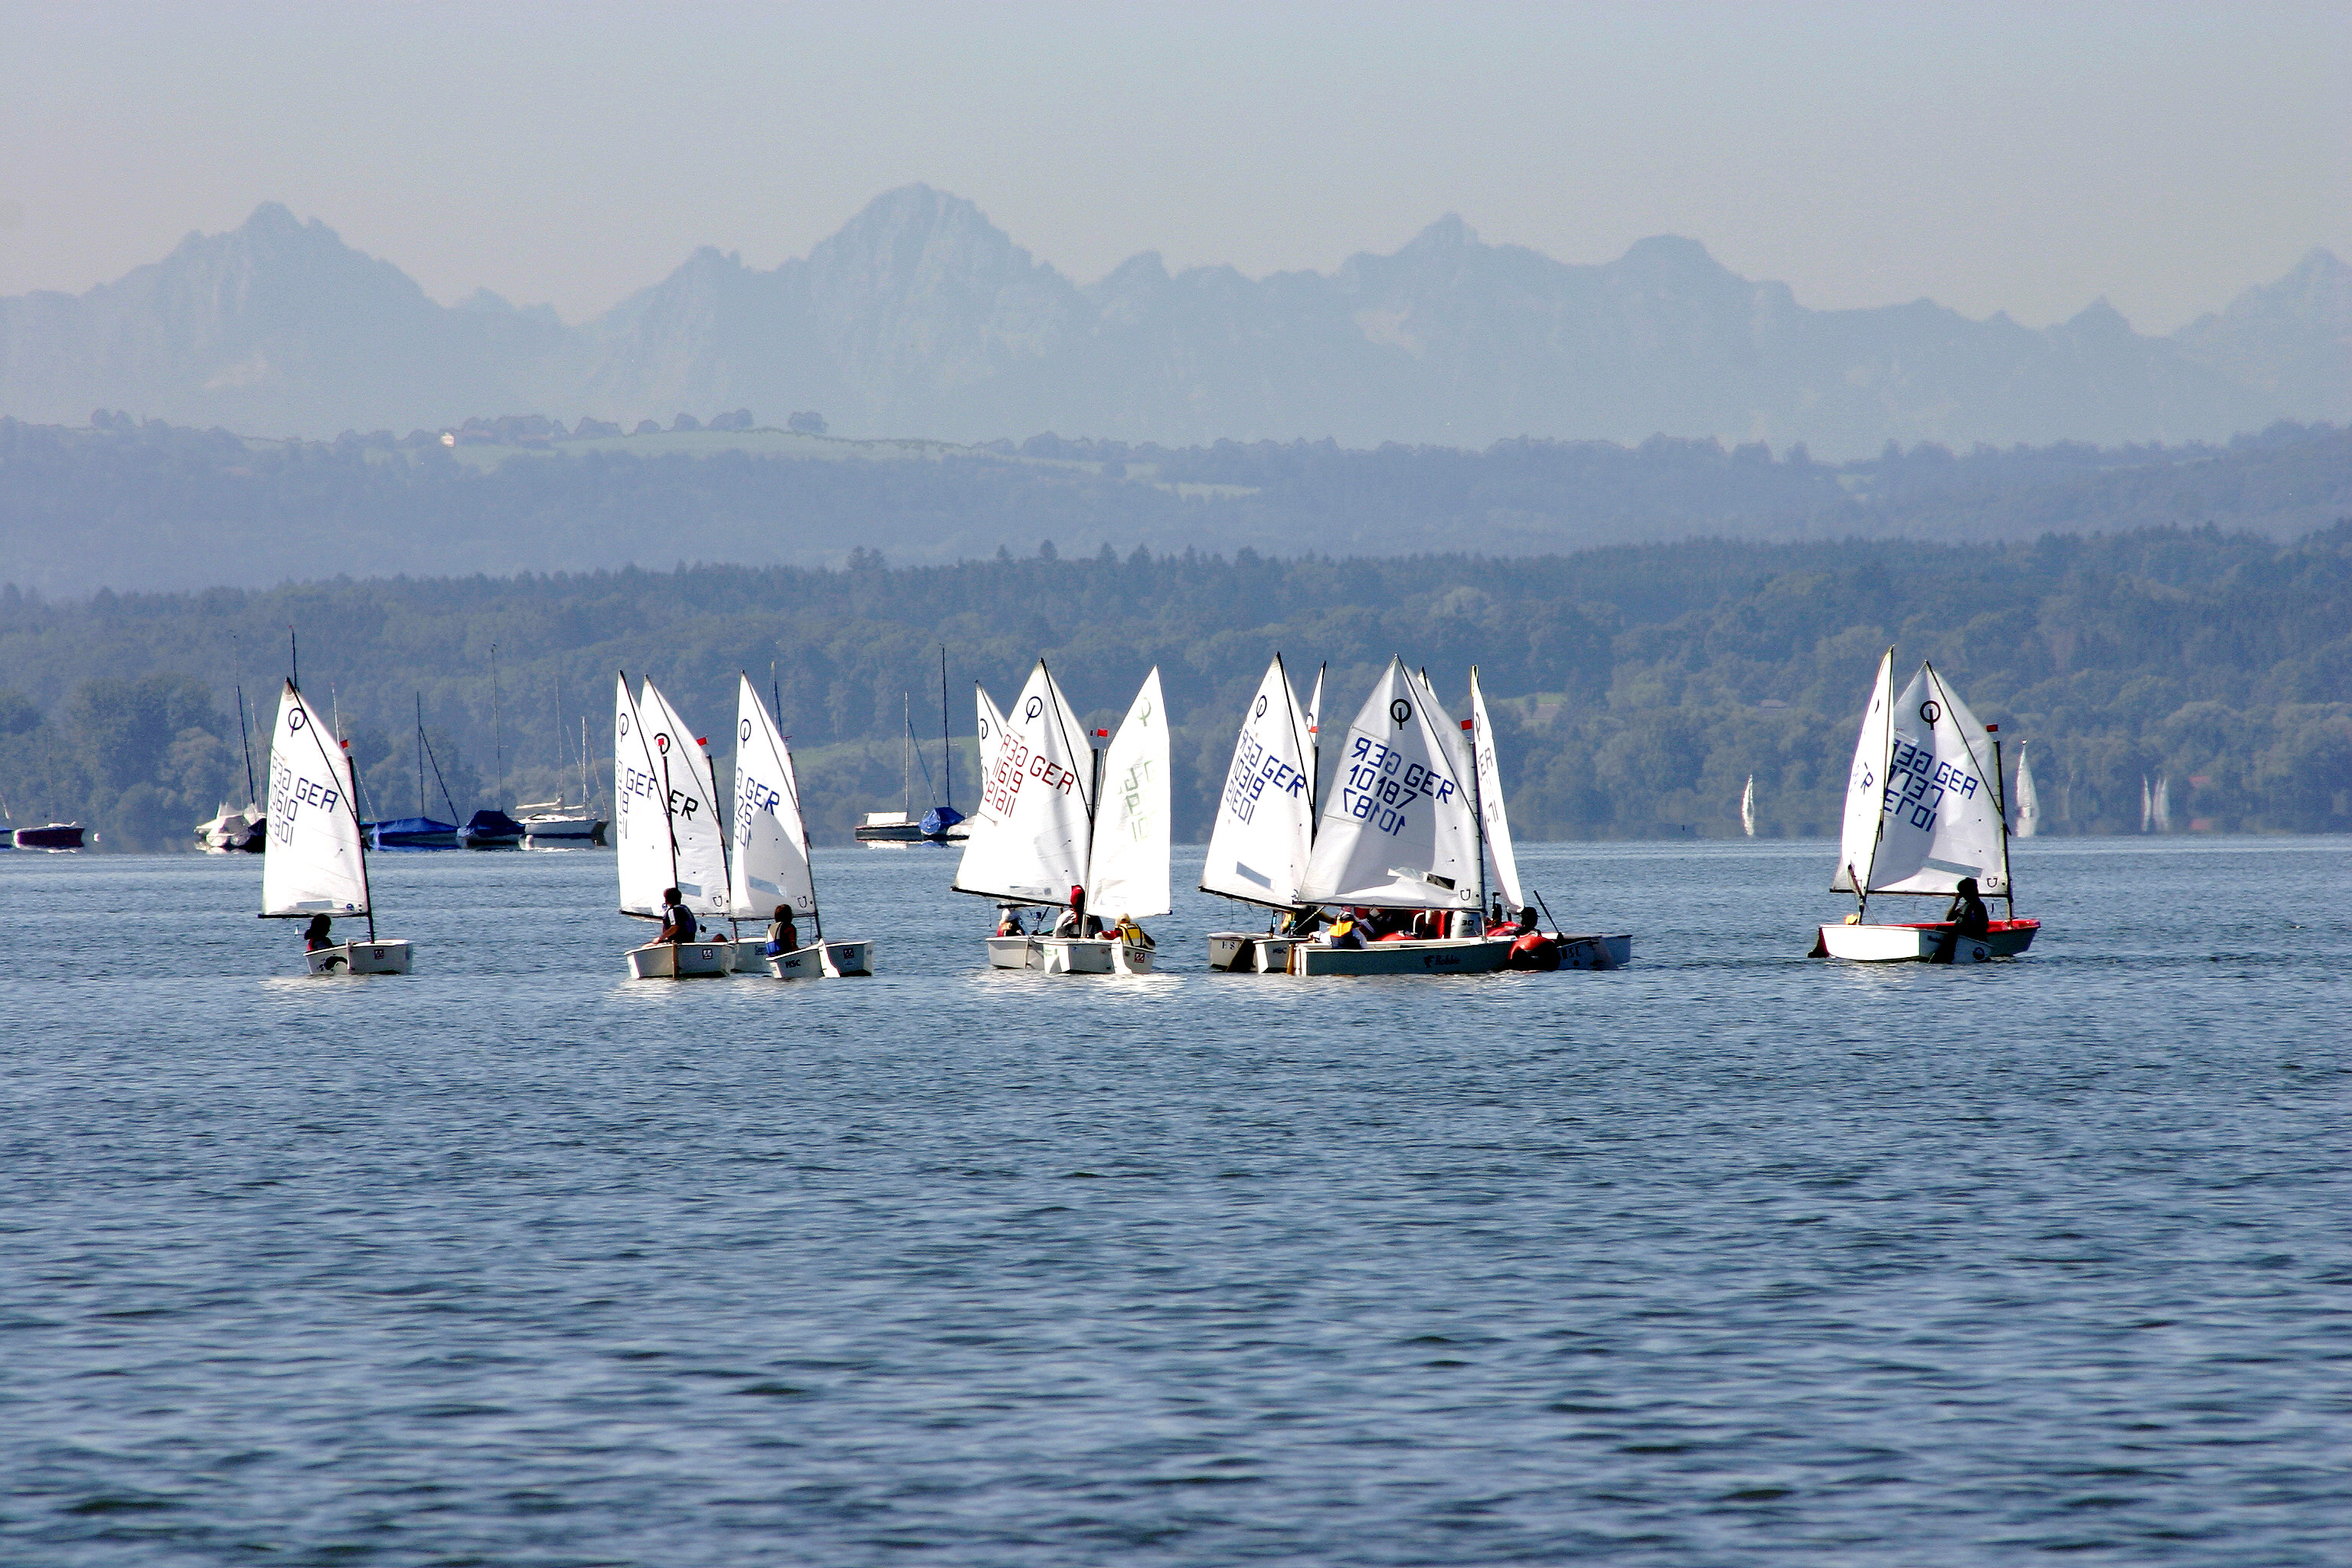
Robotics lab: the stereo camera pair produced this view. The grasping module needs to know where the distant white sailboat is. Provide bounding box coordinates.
[2013,743,2041,838]
[2152,774,2173,834]
[262,679,410,974]
[1741,774,1757,838]
[1811,648,2038,962]
[955,662,1168,974]
[614,673,735,978]
[729,674,874,978]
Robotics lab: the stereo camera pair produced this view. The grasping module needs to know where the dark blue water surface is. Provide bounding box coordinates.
[4,838,2348,1566]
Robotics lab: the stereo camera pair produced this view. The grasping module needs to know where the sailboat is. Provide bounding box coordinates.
[1464,665,1627,969]
[953,661,1168,974]
[1741,775,1757,838]
[370,696,462,848]
[1279,657,1510,975]
[2013,743,2041,838]
[261,678,410,973]
[1202,655,1321,972]
[198,674,267,851]
[728,674,874,978]
[2151,774,2173,833]
[1809,648,2039,962]
[614,673,735,978]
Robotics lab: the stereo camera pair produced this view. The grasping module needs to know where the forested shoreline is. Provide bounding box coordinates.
[3,523,2347,851]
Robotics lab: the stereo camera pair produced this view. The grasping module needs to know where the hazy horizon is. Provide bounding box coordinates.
[3,1,2346,334]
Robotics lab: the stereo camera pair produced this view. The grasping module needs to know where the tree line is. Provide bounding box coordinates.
[2,523,2347,850]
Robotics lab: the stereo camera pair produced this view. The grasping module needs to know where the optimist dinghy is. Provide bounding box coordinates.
[261,679,411,974]
[727,675,874,978]
[1810,648,2040,962]
[1201,655,1323,973]
[953,662,1168,974]
[614,673,735,978]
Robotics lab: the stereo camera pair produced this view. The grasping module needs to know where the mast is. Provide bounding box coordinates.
[902,692,912,816]
[233,635,257,805]
[940,646,952,812]
[416,694,426,815]
[1465,667,1490,924]
[491,643,503,808]
[580,715,590,814]
[1992,732,2016,920]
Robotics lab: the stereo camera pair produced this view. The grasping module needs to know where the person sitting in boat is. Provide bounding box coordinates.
[303,913,335,952]
[1110,913,1155,949]
[994,905,1027,938]
[1322,910,1365,949]
[658,887,697,944]
[1276,905,1326,937]
[1053,884,1102,939]
[765,904,799,956]
[1932,877,1991,963]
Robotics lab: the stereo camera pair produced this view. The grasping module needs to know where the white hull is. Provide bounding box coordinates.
[1552,933,1634,969]
[626,939,737,978]
[1813,919,2038,963]
[987,936,1156,974]
[305,939,412,975]
[737,939,877,978]
[1207,932,1305,973]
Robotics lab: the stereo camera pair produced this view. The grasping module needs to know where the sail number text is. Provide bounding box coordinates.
[269,755,341,829]
[1222,731,1306,824]
[620,760,704,823]
[1882,738,1980,831]
[982,735,1080,819]
[1341,735,1455,836]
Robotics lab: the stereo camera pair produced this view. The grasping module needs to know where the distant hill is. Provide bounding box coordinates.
[3,188,2346,456]
[2,414,2345,597]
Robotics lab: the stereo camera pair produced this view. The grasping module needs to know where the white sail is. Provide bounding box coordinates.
[2141,776,2153,832]
[1864,662,2010,896]
[1298,657,1481,910]
[952,661,1095,904]
[262,680,371,916]
[1741,774,1757,838]
[1087,668,1171,919]
[1831,648,1896,894]
[2153,774,2173,833]
[973,685,1011,825]
[614,675,671,916]
[1468,668,1524,912]
[2014,743,2040,838]
[730,675,817,919]
[635,676,730,913]
[1305,664,1325,815]
[1201,655,1317,908]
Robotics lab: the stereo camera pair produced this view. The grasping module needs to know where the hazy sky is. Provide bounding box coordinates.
[3,1,2344,333]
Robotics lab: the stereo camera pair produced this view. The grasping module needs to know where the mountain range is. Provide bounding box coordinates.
[2,186,2346,458]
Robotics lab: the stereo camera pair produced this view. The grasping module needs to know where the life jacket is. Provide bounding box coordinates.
[1507,930,1561,971]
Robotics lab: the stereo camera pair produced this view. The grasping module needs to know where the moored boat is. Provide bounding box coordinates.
[13,822,87,852]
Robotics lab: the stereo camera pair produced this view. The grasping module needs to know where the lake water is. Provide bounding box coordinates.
[4,838,2348,1566]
